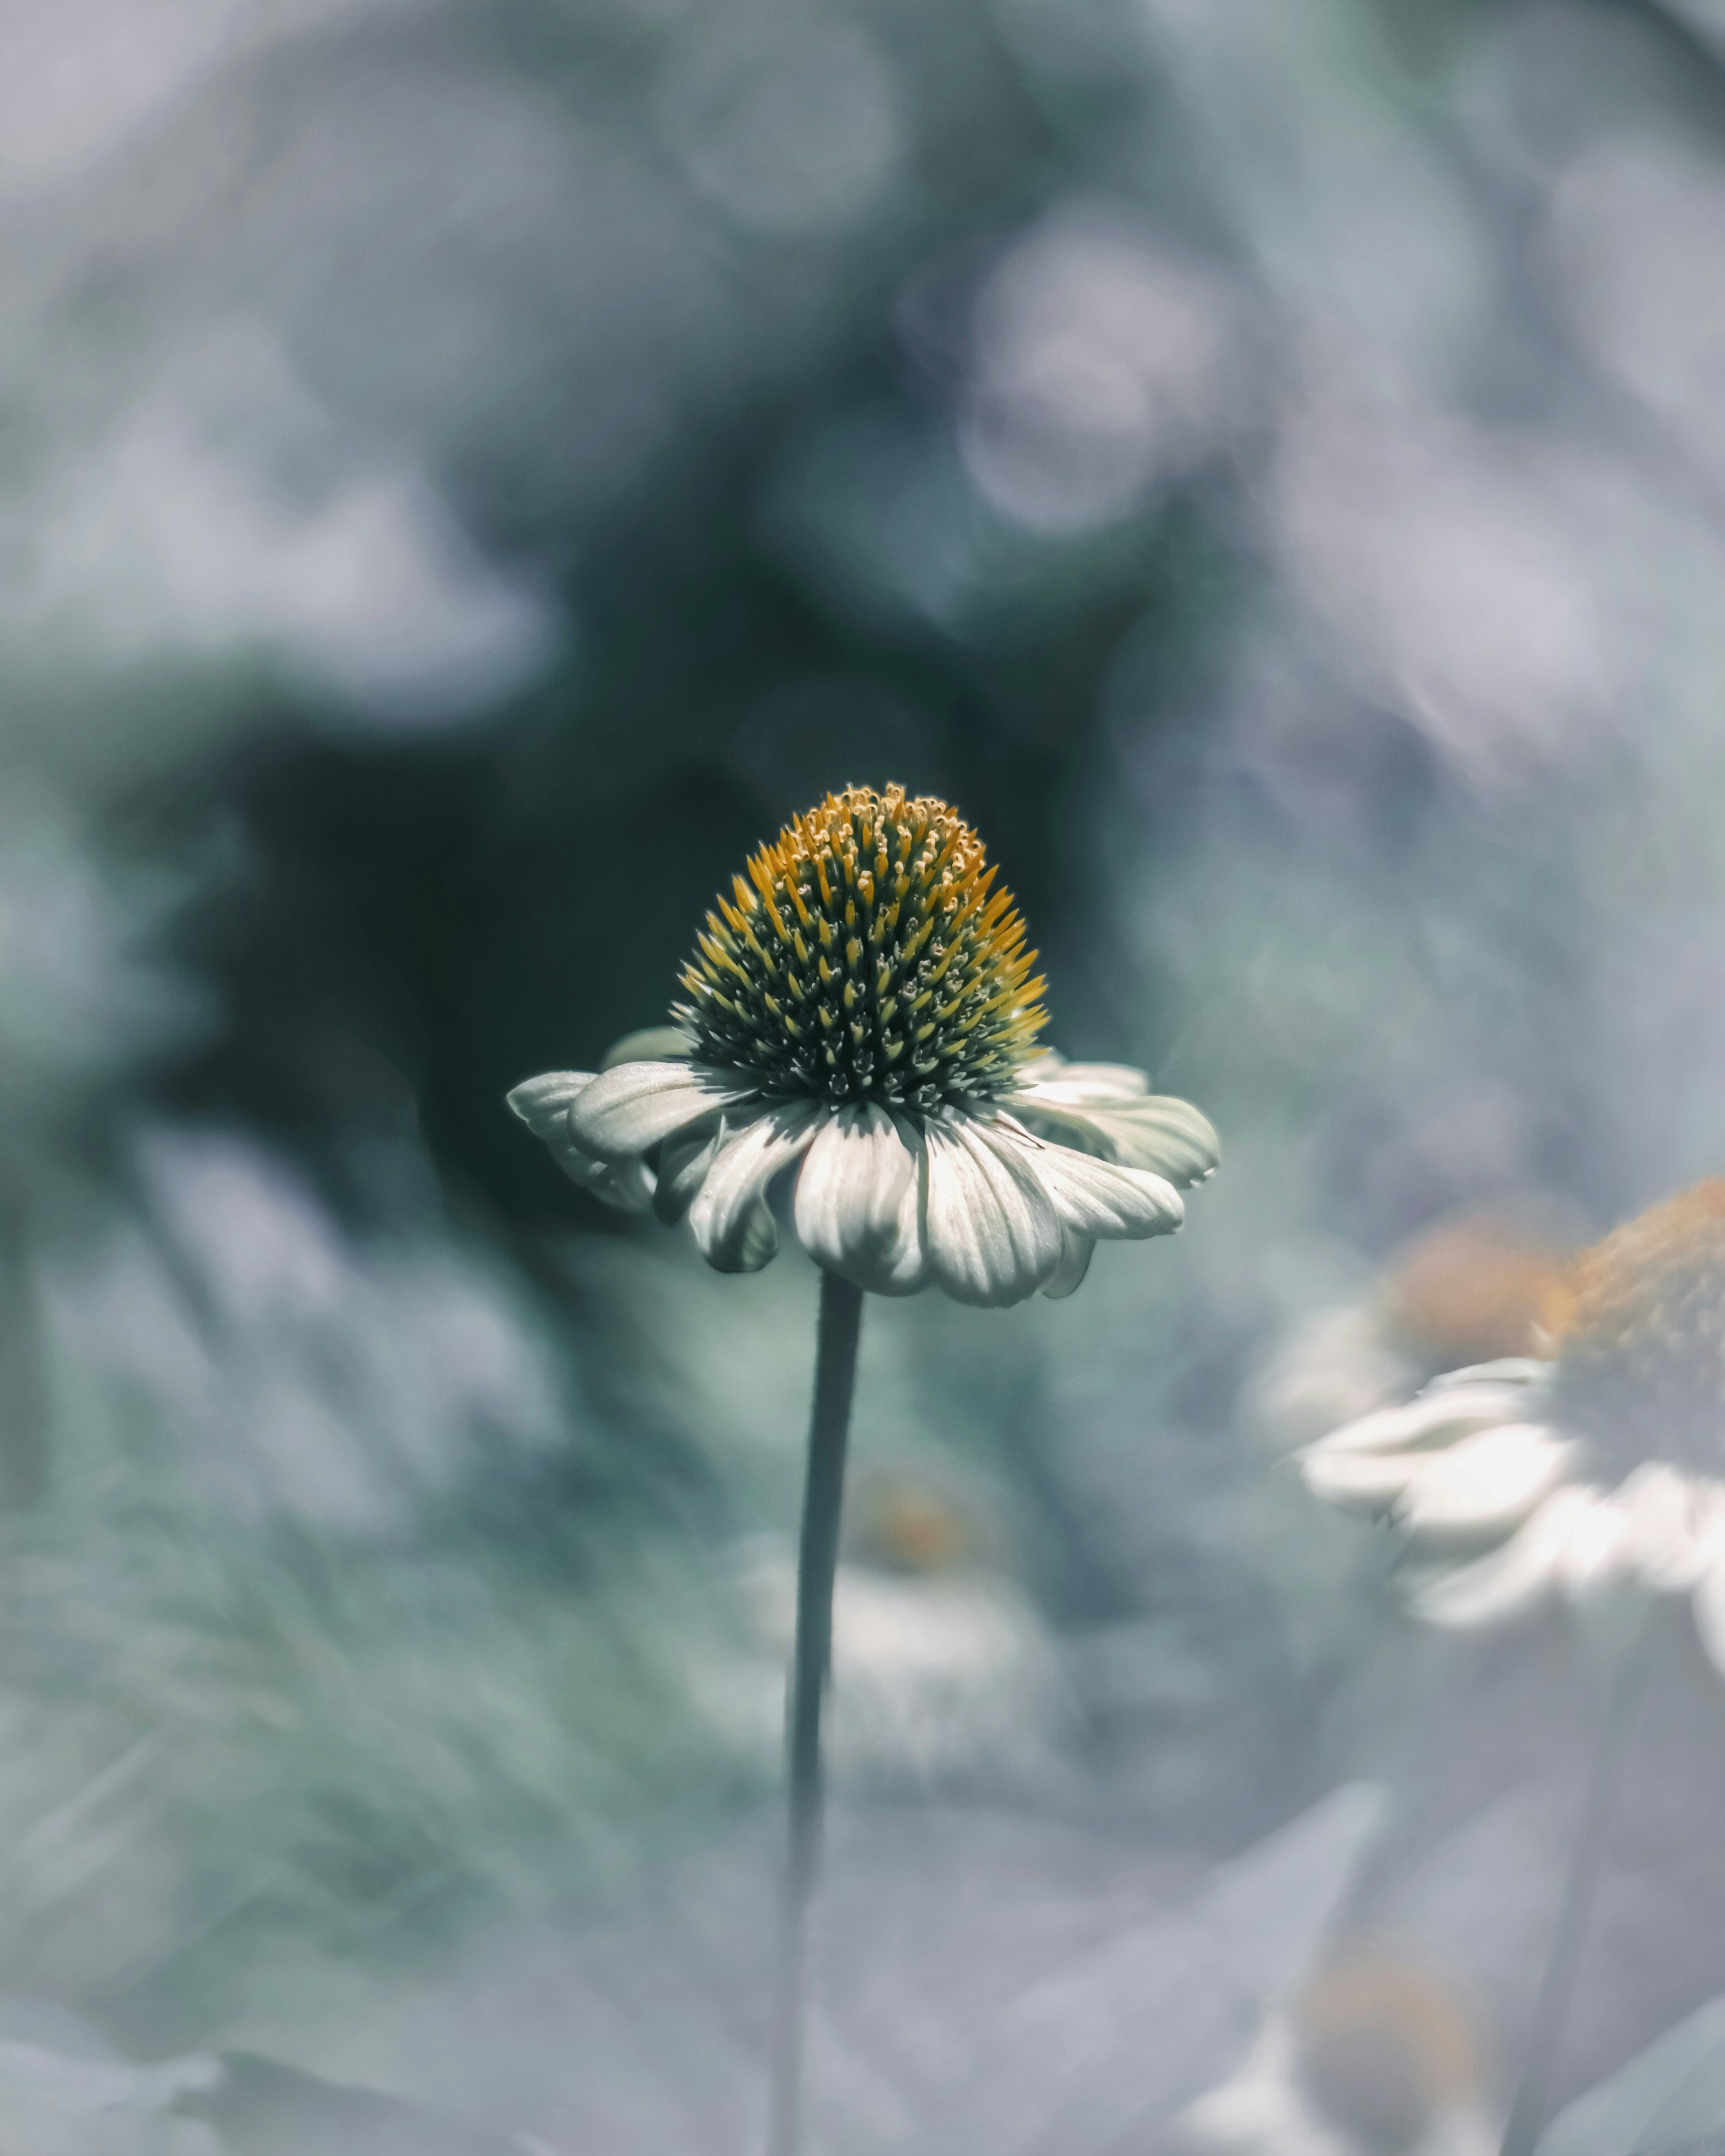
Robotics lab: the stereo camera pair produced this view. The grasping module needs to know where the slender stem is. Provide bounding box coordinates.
[767,1268,864,2156]
[1498,1628,1652,2156]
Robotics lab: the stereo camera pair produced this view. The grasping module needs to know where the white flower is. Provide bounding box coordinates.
[1178,1960,1493,2156]
[1247,1209,1577,1454]
[728,1471,1064,1780]
[509,785,1217,1308]
[1300,1181,1725,1661]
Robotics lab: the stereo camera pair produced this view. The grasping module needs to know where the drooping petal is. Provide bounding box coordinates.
[1618,1465,1725,1594]
[1301,1445,1431,1516]
[862,1114,933,1296]
[686,1106,823,1273]
[601,1025,694,1069]
[922,1118,1062,1308]
[1393,1425,1578,1546]
[1042,1228,1096,1300]
[506,1070,655,1211]
[989,1118,1184,1241]
[571,1060,754,1161]
[653,1118,726,1225]
[1014,1052,1149,1102]
[1304,1381,1544,1461]
[1425,1358,1550,1393]
[587,1155,657,1212]
[792,1106,927,1294]
[1554,1489,1633,1604]
[1407,1487,1599,1628]
[1007,1085,1221,1188]
[507,1070,594,1146]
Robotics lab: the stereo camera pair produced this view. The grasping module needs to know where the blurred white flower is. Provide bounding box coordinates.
[0,0,367,201]
[14,326,562,729]
[1179,1957,1494,2156]
[956,212,1249,535]
[1300,1182,1725,1649]
[1268,390,1647,794]
[511,785,1217,1307]
[1249,1210,1577,1454]
[658,17,902,235]
[725,1471,1063,1780]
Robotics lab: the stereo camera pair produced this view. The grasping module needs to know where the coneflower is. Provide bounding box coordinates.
[509,784,1219,2155]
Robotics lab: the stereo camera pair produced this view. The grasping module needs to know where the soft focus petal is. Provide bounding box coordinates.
[1618,1465,1725,1594]
[792,1105,925,1294]
[1042,1227,1096,1300]
[1393,1424,1578,1546]
[1008,1085,1221,1187]
[1425,1358,1550,1392]
[1302,1444,1432,1516]
[601,1025,694,1069]
[1407,1487,1602,1628]
[505,1069,655,1211]
[570,1059,753,1160]
[923,1118,1062,1307]
[1555,1490,1633,1604]
[1305,1380,1542,1461]
[686,1106,822,1273]
[989,1118,1185,1240]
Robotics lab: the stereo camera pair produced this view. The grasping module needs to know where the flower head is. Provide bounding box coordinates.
[1300,1180,1725,1659]
[509,784,1218,1307]
[678,783,1047,1110]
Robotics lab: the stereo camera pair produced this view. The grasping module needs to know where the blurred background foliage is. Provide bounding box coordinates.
[9,0,1725,2145]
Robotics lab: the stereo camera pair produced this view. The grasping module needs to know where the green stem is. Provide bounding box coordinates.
[766,1268,864,2156]
[1498,1627,1652,2156]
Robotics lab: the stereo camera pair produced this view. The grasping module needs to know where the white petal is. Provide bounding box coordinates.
[1548,1472,1724,1610]
[507,1069,595,1158]
[792,1106,927,1294]
[1552,1489,1633,1602]
[610,1158,658,1210]
[1426,1358,1550,1392]
[1407,1487,1599,1628]
[506,1070,655,1211]
[686,1107,822,1273]
[868,1114,933,1296]
[1042,1228,1096,1300]
[570,1060,751,1160]
[1304,1381,1539,1461]
[1619,1465,1724,1594]
[653,1119,725,1224]
[988,1119,1184,1240]
[581,1155,656,1212]
[1015,1053,1150,1101]
[1302,1445,1430,1515]
[1393,1425,1578,1545]
[601,1025,694,1069]
[1007,1087,1221,1187]
[922,1118,1062,1308]
[507,1070,594,1124]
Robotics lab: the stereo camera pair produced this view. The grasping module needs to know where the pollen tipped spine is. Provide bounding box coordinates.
[672,782,1047,1108]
